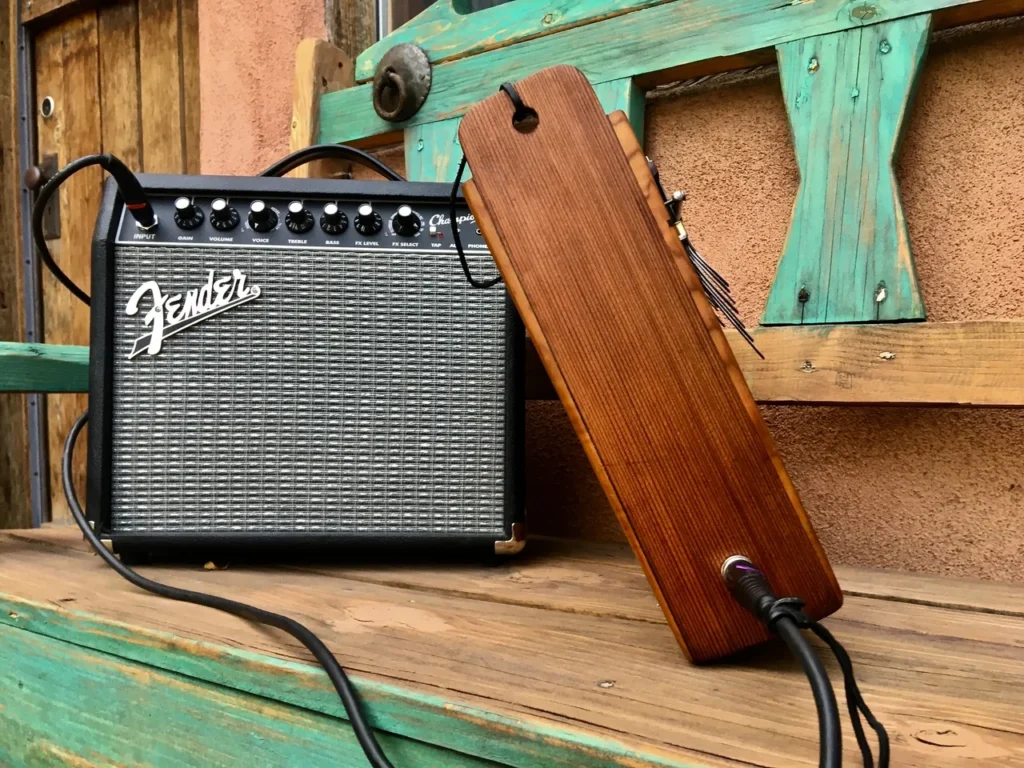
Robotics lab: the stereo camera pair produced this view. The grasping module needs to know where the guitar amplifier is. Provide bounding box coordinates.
[86,174,524,558]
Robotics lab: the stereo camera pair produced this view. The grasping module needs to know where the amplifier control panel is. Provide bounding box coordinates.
[116,194,489,254]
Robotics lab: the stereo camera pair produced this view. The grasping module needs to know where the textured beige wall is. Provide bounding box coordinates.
[198,0,327,175]
[529,20,1024,582]
[198,11,1024,580]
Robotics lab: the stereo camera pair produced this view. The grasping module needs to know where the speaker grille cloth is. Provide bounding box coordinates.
[110,245,508,535]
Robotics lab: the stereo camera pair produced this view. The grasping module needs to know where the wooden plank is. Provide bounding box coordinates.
[317,0,1024,146]
[593,76,645,138]
[355,0,671,83]
[0,625,503,768]
[20,0,95,27]
[460,69,841,662]
[98,0,142,170]
[835,565,1024,618]
[35,15,101,524]
[11,319,1024,406]
[179,0,201,174]
[289,38,354,179]
[0,0,30,529]
[138,0,185,172]
[405,118,464,183]
[325,0,377,63]
[0,342,89,392]
[403,80,643,184]
[3,528,1024,766]
[763,17,930,325]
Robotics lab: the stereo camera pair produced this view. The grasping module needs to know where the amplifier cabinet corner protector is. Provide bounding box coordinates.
[87,174,524,557]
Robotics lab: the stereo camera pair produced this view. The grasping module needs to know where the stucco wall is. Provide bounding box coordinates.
[198,0,327,175]
[198,11,1024,581]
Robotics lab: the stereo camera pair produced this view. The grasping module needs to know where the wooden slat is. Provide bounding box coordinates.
[355,0,671,83]
[0,625,500,767]
[288,38,354,179]
[179,0,201,174]
[98,1,142,170]
[3,528,1024,766]
[10,319,1024,406]
[20,0,94,26]
[35,15,101,524]
[325,0,377,63]
[460,69,841,662]
[0,0,29,528]
[404,118,464,183]
[318,0,1024,145]
[138,0,185,172]
[763,17,930,325]
[0,342,89,393]
[403,79,644,184]
[835,565,1024,618]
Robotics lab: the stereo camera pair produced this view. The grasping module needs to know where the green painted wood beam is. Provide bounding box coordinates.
[0,595,696,768]
[319,0,996,146]
[0,342,89,392]
[356,0,671,83]
[403,78,645,184]
[0,623,503,768]
[763,15,930,325]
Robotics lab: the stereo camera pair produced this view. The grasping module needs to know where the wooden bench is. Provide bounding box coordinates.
[2,527,1022,766]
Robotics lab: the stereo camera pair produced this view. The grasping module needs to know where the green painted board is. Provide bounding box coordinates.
[356,0,670,83]
[405,118,466,183]
[763,15,930,325]
[319,0,991,146]
[0,342,89,392]
[404,78,645,184]
[0,623,502,768]
[0,595,694,768]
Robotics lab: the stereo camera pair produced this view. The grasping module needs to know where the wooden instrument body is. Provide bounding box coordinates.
[459,66,842,662]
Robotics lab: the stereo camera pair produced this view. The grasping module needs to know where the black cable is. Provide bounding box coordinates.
[450,155,501,289]
[724,556,889,768]
[62,410,394,768]
[774,615,843,768]
[33,154,157,306]
[259,143,405,180]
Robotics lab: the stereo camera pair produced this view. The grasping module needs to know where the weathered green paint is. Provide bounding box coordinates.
[593,77,646,140]
[0,623,502,768]
[0,342,89,392]
[319,0,990,146]
[763,15,930,325]
[405,118,466,183]
[0,595,697,768]
[356,0,671,83]
[404,78,645,184]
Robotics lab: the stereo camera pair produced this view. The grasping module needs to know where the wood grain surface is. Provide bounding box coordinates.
[30,0,199,523]
[459,66,840,661]
[0,0,29,528]
[2,529,1023,766]
[289,38,354,179]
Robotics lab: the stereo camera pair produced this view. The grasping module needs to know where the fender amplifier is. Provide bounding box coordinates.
[87,174,524,557]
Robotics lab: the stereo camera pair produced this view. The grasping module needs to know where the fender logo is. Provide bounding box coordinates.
[126,269,260,359]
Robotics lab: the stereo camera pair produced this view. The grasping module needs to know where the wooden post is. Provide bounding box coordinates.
[289,38,354,178]
[763,15,931,325]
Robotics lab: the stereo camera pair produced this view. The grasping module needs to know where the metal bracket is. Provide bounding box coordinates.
[372,43,431,122]
[495,521,526,556]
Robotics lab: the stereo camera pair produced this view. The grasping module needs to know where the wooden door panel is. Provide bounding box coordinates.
[33,0,199,522]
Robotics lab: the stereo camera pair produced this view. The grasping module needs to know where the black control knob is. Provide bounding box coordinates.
[285,201,314,234]
[353,203,382,236]
[209,198,240,231]
[248,200,278,233]
[320,202,348,235]
[173,196,204,230]
[392,204,421,237]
